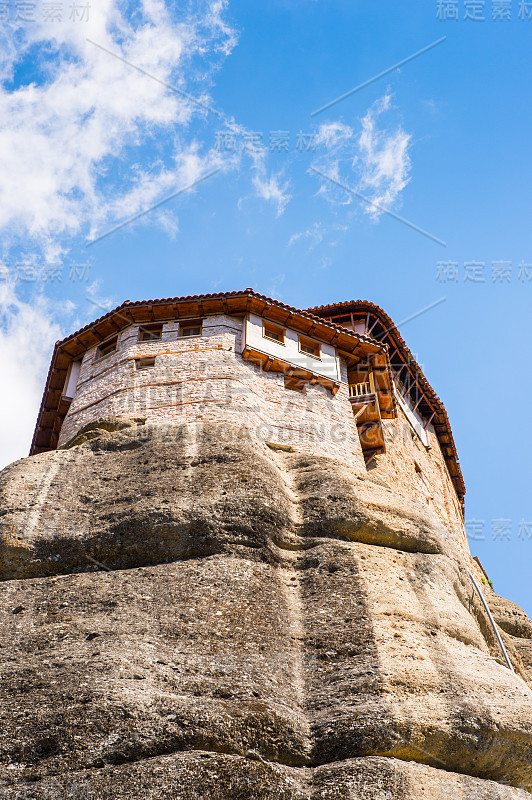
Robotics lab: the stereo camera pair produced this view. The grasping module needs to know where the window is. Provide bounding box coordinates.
[64,361,81,399]
[136,356,156,370]
[179,319,202,338]
[96,337,117,360]
[138,324,162,342]
[298,336,321,359]
[263,322,285,344]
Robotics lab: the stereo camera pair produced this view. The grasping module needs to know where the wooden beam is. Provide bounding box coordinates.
[337,346,361,362]
[367,316,380,336]
[352,401,371,422]
[424,410,436,430]
[107,316,122,333]
[387,347,399,362]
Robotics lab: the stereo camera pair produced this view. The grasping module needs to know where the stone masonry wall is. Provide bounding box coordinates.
[59,315,366,470]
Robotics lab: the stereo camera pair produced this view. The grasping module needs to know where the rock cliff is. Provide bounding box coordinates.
[1,420,531,799]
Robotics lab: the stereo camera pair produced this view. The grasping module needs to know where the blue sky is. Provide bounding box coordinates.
[0,0,530,614]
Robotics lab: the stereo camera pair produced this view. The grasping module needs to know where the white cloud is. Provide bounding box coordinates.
[0,0,239,256]
[263,273,285,300]
[312,122,355,208]
[88,144,232,243]
[0,282,74,470]
[251,169,291,218]
[356,92,411,215]
[315,121,353,151]
[85,279,115,313]
[288,222,325,249]
[288,221,348,251]
[0,1,290,258]
[311,92,412,217]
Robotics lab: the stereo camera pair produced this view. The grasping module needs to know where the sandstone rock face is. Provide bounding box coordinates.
[1,421,531,798]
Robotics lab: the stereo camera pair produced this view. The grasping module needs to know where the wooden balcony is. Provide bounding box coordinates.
[348,376,385,455]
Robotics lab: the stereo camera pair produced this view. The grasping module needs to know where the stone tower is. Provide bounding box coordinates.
[1,288,531,799]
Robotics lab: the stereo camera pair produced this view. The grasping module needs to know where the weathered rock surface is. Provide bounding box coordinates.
[1,421,531,798]
[0,420,453,582]
[485,588,532,685]
[1,755,531,799]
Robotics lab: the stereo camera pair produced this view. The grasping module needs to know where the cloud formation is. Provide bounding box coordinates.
[0,282,74,468]
[311,92,412,217]
[251,169,291,218]
[0,0,285,258]
[0,2,222,252]
[356,93,412,213]
[288,222,325,249]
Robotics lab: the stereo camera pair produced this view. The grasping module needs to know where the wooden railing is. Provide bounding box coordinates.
[349,381,371,397]
[349,373,376,397]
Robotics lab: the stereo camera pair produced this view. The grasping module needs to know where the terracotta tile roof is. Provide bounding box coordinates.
[52,288,384,351]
